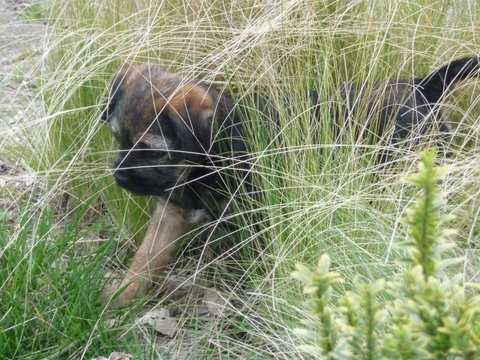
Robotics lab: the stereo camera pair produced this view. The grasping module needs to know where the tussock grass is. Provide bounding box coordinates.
[1,0,479,358]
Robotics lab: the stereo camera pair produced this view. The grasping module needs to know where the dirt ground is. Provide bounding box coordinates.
[0,0,45,195]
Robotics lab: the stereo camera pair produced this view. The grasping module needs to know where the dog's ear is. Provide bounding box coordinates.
[101,64,132,122]
[167,84,216,152]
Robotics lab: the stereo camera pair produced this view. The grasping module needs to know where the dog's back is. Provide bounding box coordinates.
[392,57,480,144]
[310,57,480,156]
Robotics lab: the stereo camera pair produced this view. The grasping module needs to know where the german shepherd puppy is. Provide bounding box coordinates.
[100,57,479,307]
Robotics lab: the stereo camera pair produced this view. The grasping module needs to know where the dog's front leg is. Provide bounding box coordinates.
[102,199,192,307]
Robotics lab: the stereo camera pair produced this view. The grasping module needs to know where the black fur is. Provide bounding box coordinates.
[325,57,480,150]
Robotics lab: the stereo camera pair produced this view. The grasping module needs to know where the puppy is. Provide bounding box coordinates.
[100,64,248,307]
[100,57,479,307]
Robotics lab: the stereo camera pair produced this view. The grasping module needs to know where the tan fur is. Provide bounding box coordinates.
[102,199,193,307]
[169,84,214,122]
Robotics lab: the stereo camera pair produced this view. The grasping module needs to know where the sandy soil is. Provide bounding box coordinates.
[0,0,45,196]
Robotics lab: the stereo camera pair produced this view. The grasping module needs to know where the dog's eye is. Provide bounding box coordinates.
[136,142,149,150]
[136,142,165,158]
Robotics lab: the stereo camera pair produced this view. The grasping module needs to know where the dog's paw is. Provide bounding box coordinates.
[101,280,143,308]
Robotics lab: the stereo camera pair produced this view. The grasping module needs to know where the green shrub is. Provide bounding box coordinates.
[293,150,480,359]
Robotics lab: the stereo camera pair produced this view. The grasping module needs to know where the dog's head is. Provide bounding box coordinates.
[101,64,239,202]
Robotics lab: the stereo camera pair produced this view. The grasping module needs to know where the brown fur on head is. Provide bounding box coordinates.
[101,63,246,214]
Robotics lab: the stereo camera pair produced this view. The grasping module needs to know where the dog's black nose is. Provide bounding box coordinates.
[113,170,130,184]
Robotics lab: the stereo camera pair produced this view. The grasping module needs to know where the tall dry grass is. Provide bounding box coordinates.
[1,0,479,358]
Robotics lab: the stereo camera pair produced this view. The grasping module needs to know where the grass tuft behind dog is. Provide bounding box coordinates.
[1,0,479,358]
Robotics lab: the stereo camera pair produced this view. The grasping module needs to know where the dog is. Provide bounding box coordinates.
[100,64,249,307]
[100,57,479,307]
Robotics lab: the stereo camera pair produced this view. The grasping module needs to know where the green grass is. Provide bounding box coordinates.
[1,0,479,358]
[0,200,150,358]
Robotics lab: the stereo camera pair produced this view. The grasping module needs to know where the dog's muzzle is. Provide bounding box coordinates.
[112,158,133,185]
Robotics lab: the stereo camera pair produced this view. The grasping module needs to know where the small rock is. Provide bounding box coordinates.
[108,352,134,360]
[92,353,133,360]
[204,288,234,317]
[138,308,178,337]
